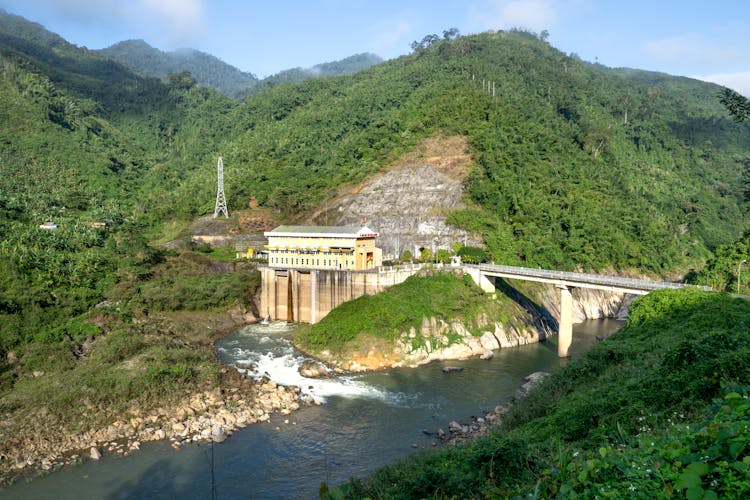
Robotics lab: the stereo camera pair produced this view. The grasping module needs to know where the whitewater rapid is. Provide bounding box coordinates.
[216,321,401,404]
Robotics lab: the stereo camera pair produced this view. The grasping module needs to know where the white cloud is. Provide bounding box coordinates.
[642,34,747,71]
[468,0,559,33]
[695,71,750,98]
[368,14,413,57]
[0,0,205,46]
[136,0,204,43]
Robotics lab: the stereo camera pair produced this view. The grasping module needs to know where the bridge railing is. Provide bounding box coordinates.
[469,263,712,292]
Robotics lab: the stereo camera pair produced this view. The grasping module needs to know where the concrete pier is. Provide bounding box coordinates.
[557,285,573,357]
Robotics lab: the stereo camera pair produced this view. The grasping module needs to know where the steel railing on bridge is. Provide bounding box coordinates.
[468,263,713,293]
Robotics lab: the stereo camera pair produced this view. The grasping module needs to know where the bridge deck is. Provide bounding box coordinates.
[472,264,712,295]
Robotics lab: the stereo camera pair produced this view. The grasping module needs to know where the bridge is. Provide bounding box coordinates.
[259,260,712,358]
[464,264,712,357]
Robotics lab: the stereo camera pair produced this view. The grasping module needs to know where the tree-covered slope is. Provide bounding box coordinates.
[0,12,236,359]
[339,289,750,498]
[200,30,749,275]
[100,39,258,98]
[0,11,170,116]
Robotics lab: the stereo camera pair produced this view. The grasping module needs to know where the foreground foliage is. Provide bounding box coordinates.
[335,289,750,498]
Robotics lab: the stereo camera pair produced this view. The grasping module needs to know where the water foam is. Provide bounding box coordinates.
[221,322,395,404]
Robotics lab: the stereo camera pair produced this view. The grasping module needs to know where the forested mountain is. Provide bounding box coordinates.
[206,30,749,274]
[2,12,750,377]
[99,40,381,99]
[246,52,383,96]
[1,11,749,483]
[99,39,258,98]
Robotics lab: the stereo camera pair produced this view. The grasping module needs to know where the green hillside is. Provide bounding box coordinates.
[0,11,236,361]
[338,289,750,498]
[1,13,750,483]
[100,39,259,98]
[2,12,749,352]
[208,30,748,274]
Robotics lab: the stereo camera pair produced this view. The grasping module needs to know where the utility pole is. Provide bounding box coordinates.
[738,259,747,294]
[213,156,229,219]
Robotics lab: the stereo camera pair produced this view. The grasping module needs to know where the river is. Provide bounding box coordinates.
[3,319,622,499]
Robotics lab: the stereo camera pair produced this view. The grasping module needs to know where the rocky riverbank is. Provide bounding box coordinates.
[1,363,305,485]
[432,371,550,446]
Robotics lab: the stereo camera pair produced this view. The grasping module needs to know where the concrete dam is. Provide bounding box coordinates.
[259,265,423,324]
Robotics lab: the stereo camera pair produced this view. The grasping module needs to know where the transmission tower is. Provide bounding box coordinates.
[213,156,229,218]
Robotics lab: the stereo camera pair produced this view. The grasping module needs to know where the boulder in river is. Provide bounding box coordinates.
[442,366,464,373]
[211,425,226,443]
[517,371,550,398]
[298,360,331,378]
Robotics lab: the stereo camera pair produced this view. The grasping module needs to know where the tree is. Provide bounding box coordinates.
[442,28,460,41]
[719,88,750,122]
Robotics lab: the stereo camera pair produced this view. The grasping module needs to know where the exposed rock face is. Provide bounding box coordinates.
[392,318,542,369]
[537,284,632,323]
[331,165,480,259]
[319,314,542,373]
[308,136,481,260]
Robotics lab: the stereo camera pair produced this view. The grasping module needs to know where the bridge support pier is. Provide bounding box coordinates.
[557,285,573,357]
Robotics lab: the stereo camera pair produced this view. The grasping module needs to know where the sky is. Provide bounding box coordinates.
[1,0,749,95]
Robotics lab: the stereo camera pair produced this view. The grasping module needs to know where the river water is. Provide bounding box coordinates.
[4,319,622,500]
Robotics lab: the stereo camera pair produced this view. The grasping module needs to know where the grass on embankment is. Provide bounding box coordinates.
[333,289,750,498]
[295,271,529,355]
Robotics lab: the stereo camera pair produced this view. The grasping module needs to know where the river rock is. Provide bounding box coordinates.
[211,425,227,443]
[442,366,464,373]
[479,331,500,351]
[448,421,463,432]
[479,350,494,360]
[298,360,330,378]
[89,447,102,460]
[517,371,550,398]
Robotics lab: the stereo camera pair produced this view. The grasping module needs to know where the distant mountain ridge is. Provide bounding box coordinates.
[100,39,383,99]
[99,39,258,98]
[248,53,383,96]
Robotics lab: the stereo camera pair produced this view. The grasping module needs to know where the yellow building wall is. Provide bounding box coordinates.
[266,234,381,271]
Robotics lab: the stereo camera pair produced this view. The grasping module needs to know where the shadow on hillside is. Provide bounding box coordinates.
[493,278,558,339]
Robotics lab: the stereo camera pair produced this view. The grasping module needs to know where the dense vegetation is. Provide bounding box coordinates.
[0,10,249,436]
[295,271,527,355]
[335,289,750,498]
[1,9,749,487]
[693,230,750,292]
[212,30,748,274]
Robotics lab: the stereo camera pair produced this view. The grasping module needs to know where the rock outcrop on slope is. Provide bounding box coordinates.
[309,136,481,260]
[310,313,542,373]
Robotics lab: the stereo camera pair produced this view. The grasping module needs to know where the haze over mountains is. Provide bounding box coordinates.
[99,38,382,98]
